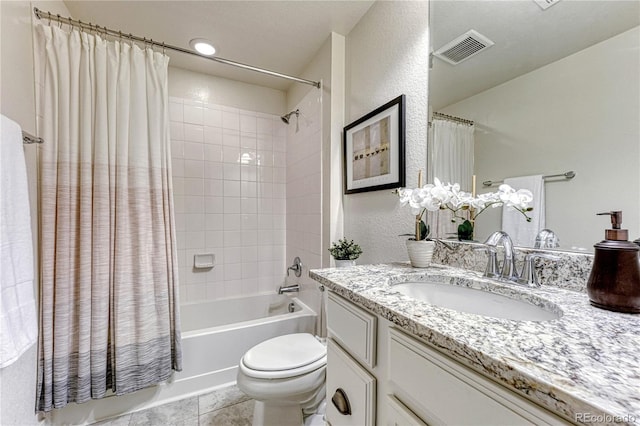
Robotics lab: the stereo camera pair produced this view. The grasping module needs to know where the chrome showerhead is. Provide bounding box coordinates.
[281,109,299,125]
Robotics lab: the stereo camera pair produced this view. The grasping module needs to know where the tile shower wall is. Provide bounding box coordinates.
[286,90,323,312]
[169,97,287,303]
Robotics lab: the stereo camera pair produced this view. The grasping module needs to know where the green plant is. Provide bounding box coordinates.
[328,238,363,260]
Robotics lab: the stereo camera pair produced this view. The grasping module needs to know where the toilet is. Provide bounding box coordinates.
[237,333,327,426]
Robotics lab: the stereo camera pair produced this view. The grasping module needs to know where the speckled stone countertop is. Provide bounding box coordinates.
[310,263,640,425]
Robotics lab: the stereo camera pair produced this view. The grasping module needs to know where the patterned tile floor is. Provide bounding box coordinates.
[93,385,253,426]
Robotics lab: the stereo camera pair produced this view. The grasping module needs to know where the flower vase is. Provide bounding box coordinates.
[406,240,435,268]
[335,259,356,268]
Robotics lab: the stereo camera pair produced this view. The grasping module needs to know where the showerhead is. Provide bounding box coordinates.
[281,109,299,125]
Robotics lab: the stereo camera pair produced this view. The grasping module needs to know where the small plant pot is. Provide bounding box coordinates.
[406,240,435,268]
[334,259,356,268]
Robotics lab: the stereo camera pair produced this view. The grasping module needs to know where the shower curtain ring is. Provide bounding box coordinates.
[162,42,166,55]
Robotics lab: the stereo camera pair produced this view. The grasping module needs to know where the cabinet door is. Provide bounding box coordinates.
[327,292,377,368]
[326,338,376,426]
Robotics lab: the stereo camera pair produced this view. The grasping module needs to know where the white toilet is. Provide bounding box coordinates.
[237,333,327,426]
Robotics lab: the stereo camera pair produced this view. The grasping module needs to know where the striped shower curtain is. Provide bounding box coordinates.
[34,24,182,412]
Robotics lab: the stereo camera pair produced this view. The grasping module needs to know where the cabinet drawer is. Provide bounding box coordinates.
[389,328,570,426]
[327,292,377,368]
[386,395,428,426]
[326,338,376,426]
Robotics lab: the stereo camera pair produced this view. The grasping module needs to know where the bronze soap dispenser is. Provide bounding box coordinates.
[587,211,640,313]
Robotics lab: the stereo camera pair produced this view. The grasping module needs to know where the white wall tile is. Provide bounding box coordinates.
[171,97,287,303]
[205,162,223,180]
[222,110,240,131]
[184,142,204,160]
[170,122,184,141]
[224,197,241,214]
[204,126,223,144]
[184,160,204,179]
[205,179,224,196]
[223,146,240,163]
[184,105,204,125]
[224,180,241,197]
[184,124,204,142]
[205,214,224,231]
[205,197,224,214]
[204,106,222,128]
[204,144,223,162]
[257,117,273,135]
[223,131,240,147]
[170,102,184,122]
[184,178,204,196]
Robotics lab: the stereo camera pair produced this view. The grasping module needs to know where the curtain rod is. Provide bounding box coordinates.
[482,171,576,187]
[431,112,474,126]
[33,7,321,89]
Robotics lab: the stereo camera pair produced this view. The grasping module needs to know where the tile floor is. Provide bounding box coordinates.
[93,385,253,426]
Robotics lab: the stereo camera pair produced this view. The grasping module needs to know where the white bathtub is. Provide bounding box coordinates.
[177,294,317,389]
[49,294,316,424]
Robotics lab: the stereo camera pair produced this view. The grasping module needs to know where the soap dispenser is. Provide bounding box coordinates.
[587,211,640,313]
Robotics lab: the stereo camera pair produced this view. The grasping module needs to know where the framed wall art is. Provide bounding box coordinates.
[343,95,405,194]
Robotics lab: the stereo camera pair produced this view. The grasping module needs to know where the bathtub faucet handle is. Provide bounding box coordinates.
[287,256,303,278]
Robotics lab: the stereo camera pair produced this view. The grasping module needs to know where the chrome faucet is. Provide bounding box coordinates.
[534,229,560,249]
[483,231,519,282]
[517,252,560,287]
[278,284,300,294]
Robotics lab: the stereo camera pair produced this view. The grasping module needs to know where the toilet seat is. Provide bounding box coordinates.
[240,333,327,379]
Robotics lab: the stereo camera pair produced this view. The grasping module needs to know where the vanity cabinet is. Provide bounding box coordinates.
[326,291,572,426]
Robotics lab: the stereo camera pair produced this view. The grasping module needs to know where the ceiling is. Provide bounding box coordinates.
[63,1,375,91]
[430,0,640,110]
[59,1,640,102]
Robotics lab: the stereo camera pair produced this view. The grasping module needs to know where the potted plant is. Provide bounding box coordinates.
[397,176,533,267]
[329,238,363,267]
[399,199,435,268]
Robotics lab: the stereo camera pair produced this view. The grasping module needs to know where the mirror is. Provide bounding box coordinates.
[429,1,640,251]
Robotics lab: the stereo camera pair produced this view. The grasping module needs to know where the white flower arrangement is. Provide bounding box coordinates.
[397,178,533,240]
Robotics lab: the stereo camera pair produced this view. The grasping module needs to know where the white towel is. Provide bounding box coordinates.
[0,114,37,368]
[501,175,545,247]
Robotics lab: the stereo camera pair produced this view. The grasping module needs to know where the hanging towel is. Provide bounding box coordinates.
[501,175,545,247]
[0,114,37,368]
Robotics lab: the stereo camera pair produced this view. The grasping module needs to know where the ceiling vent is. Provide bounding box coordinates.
[533,0,562,10]
[433,30,494,65]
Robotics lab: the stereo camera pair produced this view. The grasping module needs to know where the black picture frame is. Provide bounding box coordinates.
[343,95,406,194]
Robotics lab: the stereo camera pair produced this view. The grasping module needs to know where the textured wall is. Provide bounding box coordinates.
[344,1,430,265]
[1,2,70,424]
[442,26,640,250]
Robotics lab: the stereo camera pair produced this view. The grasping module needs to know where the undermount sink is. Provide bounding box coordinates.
[393,281,562,322]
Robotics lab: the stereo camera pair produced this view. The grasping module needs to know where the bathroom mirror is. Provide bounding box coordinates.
[429,0,640,251]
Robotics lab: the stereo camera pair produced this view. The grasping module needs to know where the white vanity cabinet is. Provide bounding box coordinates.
[326,291,573,426]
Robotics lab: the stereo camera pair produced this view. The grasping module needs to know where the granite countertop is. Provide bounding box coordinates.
[310,263,640,425]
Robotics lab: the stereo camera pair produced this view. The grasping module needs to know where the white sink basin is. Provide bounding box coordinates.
[393,281,562,321]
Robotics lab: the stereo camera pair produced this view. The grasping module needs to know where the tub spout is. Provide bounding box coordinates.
[278,284,300,294]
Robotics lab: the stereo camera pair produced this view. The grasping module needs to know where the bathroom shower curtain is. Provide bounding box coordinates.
[34,25,181,412]
[427,119,475,238]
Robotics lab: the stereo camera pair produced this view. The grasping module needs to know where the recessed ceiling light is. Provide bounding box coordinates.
[189,38,216,56]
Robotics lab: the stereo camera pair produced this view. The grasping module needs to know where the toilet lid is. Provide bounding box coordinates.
[243,333,326,372]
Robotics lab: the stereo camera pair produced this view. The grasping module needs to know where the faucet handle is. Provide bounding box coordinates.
[473,245,499,278]
[517,252,560,287]
[287,256,303,278]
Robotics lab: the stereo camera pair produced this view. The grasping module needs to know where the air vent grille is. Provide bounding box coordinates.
[434,30,494,65]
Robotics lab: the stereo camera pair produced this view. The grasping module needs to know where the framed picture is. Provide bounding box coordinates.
[343,95,405,194]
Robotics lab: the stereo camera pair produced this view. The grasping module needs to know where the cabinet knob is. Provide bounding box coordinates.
[331,388,352,415]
